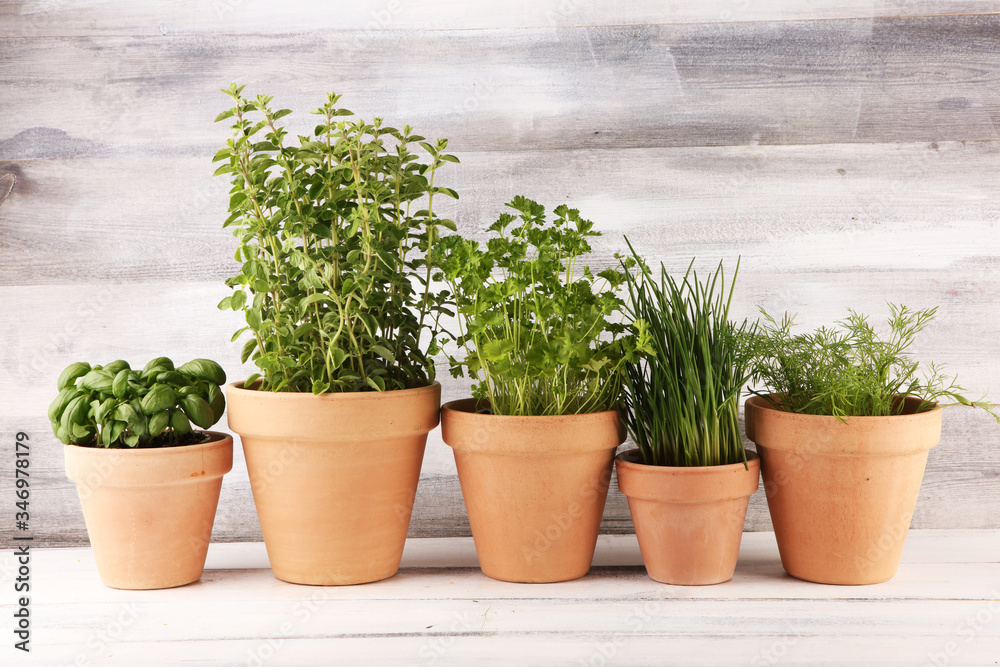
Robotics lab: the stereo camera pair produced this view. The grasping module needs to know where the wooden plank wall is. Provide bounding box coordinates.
[1,1,999,547]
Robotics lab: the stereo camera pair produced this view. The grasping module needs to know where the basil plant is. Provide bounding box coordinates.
[49,358,226,448]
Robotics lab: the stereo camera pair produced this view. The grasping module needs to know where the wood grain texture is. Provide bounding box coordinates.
[1,4,999,546]
[2,140,999,285]
[1,14,999,157]
[1,532,998,666]
[3,0,999,37]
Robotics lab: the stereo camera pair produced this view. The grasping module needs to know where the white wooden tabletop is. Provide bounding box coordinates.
[3,530,998,666]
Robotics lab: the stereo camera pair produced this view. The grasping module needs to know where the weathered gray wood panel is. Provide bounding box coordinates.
[1,14,999,160]
[2,140,999,284]
[3,0,998,37]
[2,4,999,547]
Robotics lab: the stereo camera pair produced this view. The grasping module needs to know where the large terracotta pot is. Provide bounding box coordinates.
[441,399,624,583]
[64,432,233,590]
[227,381,439,585]
[615,449,760,585]
[744,395,942,585]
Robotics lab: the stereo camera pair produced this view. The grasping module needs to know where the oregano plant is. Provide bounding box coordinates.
[433,196,651,416]
[214,85,459,393]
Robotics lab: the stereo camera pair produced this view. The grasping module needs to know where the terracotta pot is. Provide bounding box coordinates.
[615,449,760,585]
[441,399,624,583]
[227,381,439,585]
[744,395,942,585]
[63,432,233,590]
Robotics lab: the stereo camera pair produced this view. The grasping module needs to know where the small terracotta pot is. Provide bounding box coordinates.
[227,381,439,585]
[615,449,760,585]
[744,395,942,585]
[64,432,233,590]
[441,399,624,583]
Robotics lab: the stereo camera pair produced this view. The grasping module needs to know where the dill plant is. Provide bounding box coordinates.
[434,197,650,416]
[747,304,998,421]
[621,248,753,467]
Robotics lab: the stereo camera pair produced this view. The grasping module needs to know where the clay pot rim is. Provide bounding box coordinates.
[745,394,942,456]
[441,397,621,420]
[65,431,234,487]
[615,447,760,472]
[441,398,625,455]
[64,430,232,454]
[228,379,440,400]
[745,394,941,421]
[615,448,761,503]
[228,381,440,442]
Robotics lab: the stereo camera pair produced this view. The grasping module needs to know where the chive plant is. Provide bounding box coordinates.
[622,246,752,467]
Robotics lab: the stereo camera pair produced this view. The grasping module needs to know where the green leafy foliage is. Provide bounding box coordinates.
[49,358,227,448]
[622,245,753,467]
[215,84,459,393]
[746,304,999,421]
[433,196,649,416]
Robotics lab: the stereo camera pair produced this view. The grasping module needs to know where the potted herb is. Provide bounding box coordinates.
[214,85,456,585]
[435,197,647,583]
[616,252,759,585]
[744,305,998,584]
[49,357,232,590]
